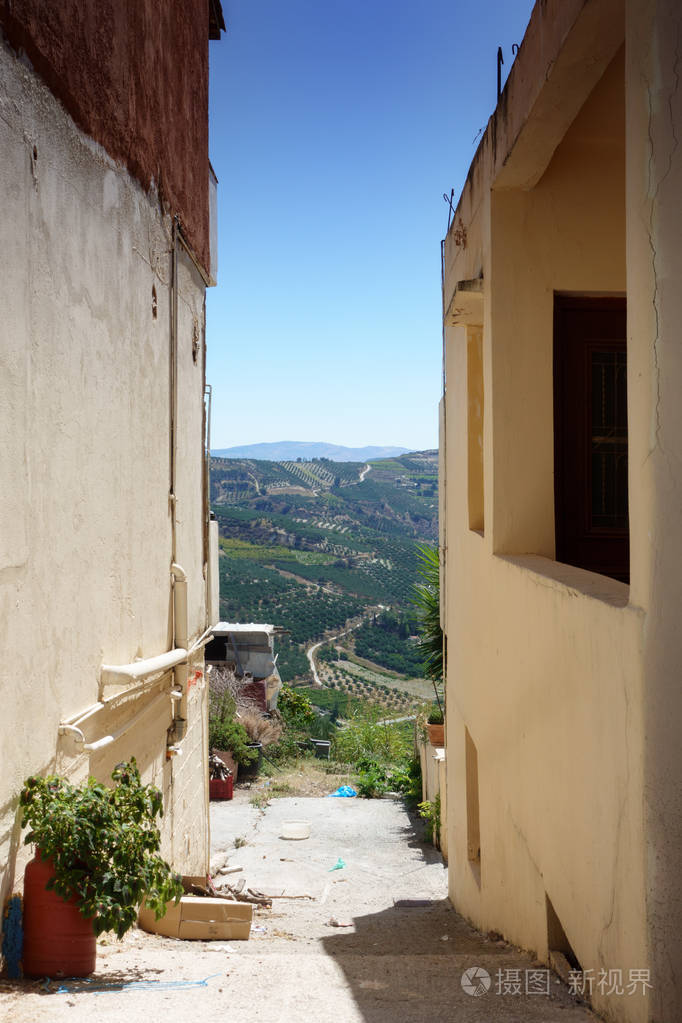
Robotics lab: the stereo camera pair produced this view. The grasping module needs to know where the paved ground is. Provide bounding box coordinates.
[1,790,598,1022]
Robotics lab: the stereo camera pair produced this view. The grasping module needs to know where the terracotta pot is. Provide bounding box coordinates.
[23,852,96,978]
[214,749,238,782]
[427,723,445,747]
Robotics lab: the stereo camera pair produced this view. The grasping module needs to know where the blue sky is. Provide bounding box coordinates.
[207,0,534,452]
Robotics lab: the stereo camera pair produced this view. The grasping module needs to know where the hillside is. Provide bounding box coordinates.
[211,441,412,462]
[211,450,439,709]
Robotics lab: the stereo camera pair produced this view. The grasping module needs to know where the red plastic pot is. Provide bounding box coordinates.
[22,852,96,978]
[209,776,233,800]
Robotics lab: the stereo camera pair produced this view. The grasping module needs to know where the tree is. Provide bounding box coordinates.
[412,544,443,713]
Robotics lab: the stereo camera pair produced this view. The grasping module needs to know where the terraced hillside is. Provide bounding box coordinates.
[211,450,438,705]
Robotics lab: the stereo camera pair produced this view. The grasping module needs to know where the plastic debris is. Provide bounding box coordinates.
[327,786,357,798]
[327,917,353,928]
[328,858,346,871]
[45,974,222,994]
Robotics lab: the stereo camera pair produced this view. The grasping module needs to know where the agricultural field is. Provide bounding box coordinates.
[212,450,439,694]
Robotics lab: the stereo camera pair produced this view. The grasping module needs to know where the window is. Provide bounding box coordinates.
[553,296,628,583]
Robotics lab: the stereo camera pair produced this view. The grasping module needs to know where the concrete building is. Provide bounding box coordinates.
[0,0,224,924]
[440,1,682,1020]
[206,623,284,711]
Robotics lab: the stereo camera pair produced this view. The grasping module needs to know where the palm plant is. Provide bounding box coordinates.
[412,543,444,714]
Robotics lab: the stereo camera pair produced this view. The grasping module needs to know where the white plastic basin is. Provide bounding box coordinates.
[280,819,311,840]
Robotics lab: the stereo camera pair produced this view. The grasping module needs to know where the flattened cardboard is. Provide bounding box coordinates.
[138,894,252,940]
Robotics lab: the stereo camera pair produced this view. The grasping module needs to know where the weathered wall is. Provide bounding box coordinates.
[625,0,682,1017]
[0,0,212,274]
[0,35,210,912]
[440,9,660,1020]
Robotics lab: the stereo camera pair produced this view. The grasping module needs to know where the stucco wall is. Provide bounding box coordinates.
[0,37,210,911]
[441,26,653,1023]
[625,1,682,1017]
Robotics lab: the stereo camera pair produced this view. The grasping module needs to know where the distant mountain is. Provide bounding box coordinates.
[211,441,413,462]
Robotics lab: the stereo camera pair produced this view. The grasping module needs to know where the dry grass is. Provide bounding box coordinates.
[244,760,355,800]
[237,709,282,747]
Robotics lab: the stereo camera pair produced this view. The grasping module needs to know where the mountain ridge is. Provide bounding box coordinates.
[211,441,415,462]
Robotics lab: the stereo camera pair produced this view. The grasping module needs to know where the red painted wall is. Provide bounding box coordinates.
[0,0,213,274]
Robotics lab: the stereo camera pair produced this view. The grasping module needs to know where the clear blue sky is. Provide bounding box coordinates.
[207,0,534,453]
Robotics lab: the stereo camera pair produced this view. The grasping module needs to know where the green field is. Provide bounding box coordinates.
[214,450,438,687]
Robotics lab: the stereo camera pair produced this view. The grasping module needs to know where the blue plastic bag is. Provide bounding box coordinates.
[328,785,357,798]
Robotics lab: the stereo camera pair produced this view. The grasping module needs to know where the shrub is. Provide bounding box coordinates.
[19,760,183,938]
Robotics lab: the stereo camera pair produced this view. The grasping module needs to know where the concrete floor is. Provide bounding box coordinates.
[1,792,598,1022]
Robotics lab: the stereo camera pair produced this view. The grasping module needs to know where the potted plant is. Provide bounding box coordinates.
[208,678,260,782]
[209,716,259,781]
[426,707,445,747]
[19,758,183,977]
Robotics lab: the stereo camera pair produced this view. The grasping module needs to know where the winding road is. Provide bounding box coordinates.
[305,617,368,687]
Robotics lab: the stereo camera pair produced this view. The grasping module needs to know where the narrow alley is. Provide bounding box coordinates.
[2,792,597,1023]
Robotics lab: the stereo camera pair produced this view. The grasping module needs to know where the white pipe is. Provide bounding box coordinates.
[59,691,170,754]
[59,724,86,743]
[188,625,215,655]
[171,563,189,711]
[171,563,188,651]
[101,647,188,685]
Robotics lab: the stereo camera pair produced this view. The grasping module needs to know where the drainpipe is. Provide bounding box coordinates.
[171,562,188,719]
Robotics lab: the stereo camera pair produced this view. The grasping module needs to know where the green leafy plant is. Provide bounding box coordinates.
[418,793,441,845]
[412,544,444,713]
[19,759,183,938]
[209,716,258,765]
[332,709,411,765]
[427,707,444,725]
[277,684,315,732]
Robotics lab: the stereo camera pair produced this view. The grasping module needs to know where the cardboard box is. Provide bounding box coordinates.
[138,894,252,940]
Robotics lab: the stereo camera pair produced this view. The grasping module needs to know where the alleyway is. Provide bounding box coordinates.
[2,793,597,1023]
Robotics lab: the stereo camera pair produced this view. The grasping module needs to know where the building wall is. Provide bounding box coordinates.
[625,1,682,1017]
[439,2,676,1018]
[0,0,212,272]
[0,12,213,920]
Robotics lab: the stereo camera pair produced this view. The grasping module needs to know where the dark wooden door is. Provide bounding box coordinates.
[554,297,629,583]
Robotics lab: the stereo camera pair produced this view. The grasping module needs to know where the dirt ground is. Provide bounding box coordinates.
[0,783,598,1023]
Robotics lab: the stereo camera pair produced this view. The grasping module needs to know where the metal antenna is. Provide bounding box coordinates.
[443,189,455,232]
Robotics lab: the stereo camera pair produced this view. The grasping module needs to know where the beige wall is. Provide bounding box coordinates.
[625,1,682,1017]
[0,38,211,910]
[439,3,673,1017]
